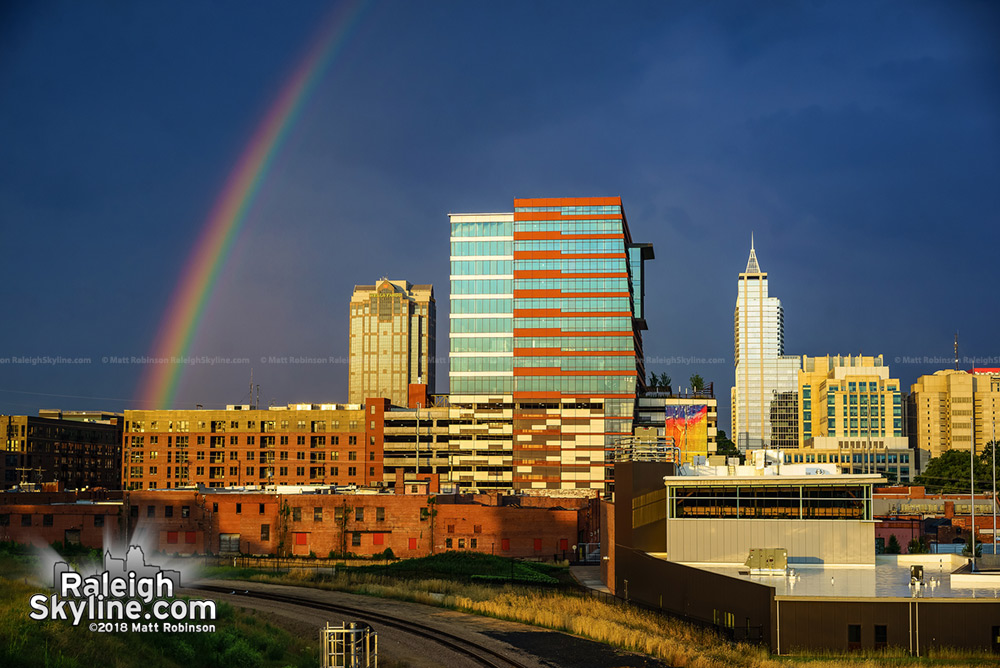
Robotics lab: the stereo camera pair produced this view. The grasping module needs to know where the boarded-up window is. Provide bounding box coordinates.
[185,531,196,544]
[167,531,179,544]
[501,539,510,551]
[533,539,542,551]
[294,532,308,546]
[560,538,569,551]
[373,533,384,546]
[220,533,240,554]
[408,537,417,550]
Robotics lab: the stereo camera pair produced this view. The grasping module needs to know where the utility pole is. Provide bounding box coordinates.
[415,403,421,481]
[971,408,976,569]
[992,415,997,556]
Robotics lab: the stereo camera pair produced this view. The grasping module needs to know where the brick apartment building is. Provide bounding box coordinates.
[2,412,123,490]
[122,399,388,490]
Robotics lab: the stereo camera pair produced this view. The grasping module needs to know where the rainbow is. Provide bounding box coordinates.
[138,0,368,409]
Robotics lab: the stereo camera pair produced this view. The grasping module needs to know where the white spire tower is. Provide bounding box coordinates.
[732,237,800,451]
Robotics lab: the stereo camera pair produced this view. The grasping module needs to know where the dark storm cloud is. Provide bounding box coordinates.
[0,0,997,427]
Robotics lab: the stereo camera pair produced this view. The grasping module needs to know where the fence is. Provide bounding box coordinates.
[208,554,394,572]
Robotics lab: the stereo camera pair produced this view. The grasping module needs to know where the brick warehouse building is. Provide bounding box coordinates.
[0,484,594,561]
[0,490,124,549]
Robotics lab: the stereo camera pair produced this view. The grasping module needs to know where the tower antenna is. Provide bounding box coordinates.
[954,332,959,371]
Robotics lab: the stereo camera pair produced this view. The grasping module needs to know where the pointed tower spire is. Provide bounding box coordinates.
[745,233,761,273]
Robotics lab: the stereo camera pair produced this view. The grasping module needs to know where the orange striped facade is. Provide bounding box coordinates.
[509,197,646,491]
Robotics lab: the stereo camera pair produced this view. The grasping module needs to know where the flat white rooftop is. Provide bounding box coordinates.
[681,555,1000,600]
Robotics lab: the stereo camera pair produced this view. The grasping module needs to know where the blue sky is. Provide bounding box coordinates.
[1,1,997,433]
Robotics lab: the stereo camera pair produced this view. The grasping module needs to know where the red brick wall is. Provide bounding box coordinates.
[0,502,121,549]
[3,490,590,562]
[875,517,921,552]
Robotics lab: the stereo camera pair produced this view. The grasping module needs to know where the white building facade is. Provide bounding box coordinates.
[731,241,800,451]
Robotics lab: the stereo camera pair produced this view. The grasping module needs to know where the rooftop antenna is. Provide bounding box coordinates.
[955,332,960,371]
[250,368,254,409]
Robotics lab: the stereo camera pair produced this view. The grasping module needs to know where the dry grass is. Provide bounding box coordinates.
[221,569,996,668]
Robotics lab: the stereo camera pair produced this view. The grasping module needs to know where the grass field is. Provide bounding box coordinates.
[203,553,1000,668]
[0,548,319,668]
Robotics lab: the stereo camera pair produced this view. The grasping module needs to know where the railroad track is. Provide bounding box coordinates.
[194,584,532,668]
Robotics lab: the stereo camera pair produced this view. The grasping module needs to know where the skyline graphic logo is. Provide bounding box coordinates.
[28,545,217,633]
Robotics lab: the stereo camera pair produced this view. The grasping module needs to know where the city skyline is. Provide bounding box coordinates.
[2,1,998,437]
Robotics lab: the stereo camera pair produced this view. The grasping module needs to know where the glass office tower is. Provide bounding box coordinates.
[449,197,653,492]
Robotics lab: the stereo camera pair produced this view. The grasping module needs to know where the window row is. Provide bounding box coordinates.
[516,317,631,332]
[450,279,513,295]
[515,375,636,394]
[450,357,514,372]
[450,221,513,238]
[517,258,627,274]
[513,239,623,253]
[515,336,634,351]
[450,337,514,353]
[515,355,634,371]
[450,240,513,256]
[451,260,513,276]
[514,219,622,234]
[450,377,515,394]
[514,205,621,214]
[516,297,631,312]
[450,299,513,314]
[450,318,514,333]
[514,278,629,293]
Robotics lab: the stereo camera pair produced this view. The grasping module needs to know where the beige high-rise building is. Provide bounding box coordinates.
[796,355,909,479]
[798,355,904,444]
[348,279,435,406]
[909,369,1000,459]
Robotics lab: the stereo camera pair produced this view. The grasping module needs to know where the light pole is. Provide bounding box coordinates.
[970,410,976,569]
[992,414,997,556]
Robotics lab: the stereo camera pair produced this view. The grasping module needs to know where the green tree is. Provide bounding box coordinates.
[908,537,929,554]
[689,374,704,391]
[715,430,741,461]
[649,372,660,390]
[915,444,999,493]
[886,534,901,554]
[660,373,672,391]
[962,533,983,558]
